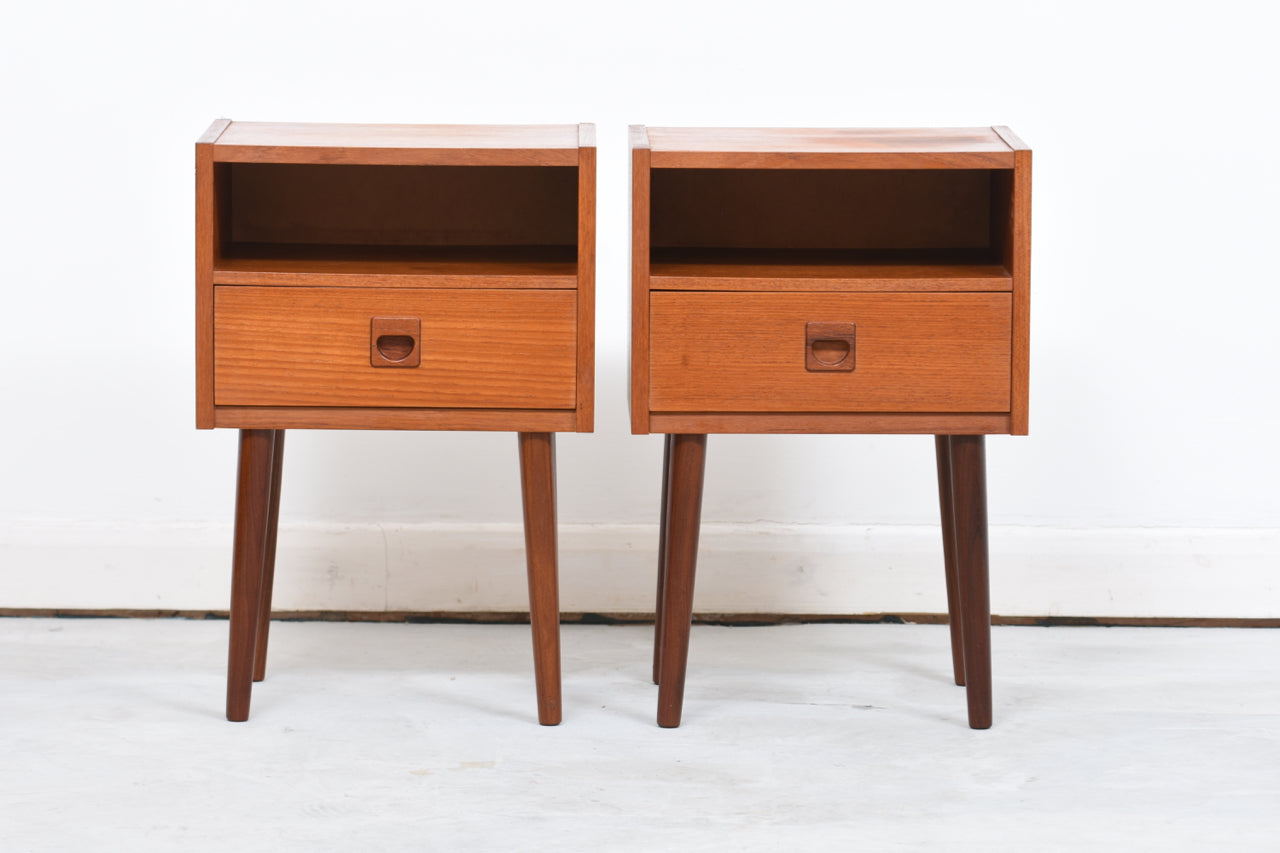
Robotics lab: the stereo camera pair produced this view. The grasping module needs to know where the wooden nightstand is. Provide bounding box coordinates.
[630,126,1031,729]
[196,120,596,724]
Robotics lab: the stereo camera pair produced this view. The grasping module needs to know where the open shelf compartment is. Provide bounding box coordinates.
[648,167,1015,292]
[212,163,579,287]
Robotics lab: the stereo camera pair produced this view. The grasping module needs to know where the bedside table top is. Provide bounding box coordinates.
[201,120,590,166]
[638,126,1025,169]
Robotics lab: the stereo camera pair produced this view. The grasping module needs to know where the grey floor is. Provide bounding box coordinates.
[2,618,1277,852]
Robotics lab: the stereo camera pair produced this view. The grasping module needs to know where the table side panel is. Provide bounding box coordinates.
[1010,148,1032,434]
[630,135,652,433]
[195,139,223,429]
[576,141,597,431]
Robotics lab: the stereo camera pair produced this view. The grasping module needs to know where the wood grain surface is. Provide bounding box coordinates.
[649,292,1011,413]
[213,407,577,432]
[518,432,563,725]
[252,430,285,684]
[655,434,708,728]
[646,127,1016,169]
[575,129,596,432]
[194,121,231,429]
[630,126,652,434]
[214,287,576,409]
[950,434,992,729]
[226,428,274,721]
[646,412,1012,434]
[1008,145,1032,435]
[213,245,576,289]
[650,249,1011,292]
[213,122,580,166]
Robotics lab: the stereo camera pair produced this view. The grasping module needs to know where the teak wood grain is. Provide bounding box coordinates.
[630,125,652,434]
[650,251,1011,292]
[201,120,592,725]
[647,412,1012,435]
[631,126,1029,729]
[252,430,285,684]
[948,434,993,729]
[576,128,597,431]
[197,120,594,434]
[213,245,577,289]
[646,127,1016,169]
[195,119,231,429]
[652,434,674,684]
[213,122,580,166]
[213,407,578,432]
[226,428,274,721]
[655,434,707,728]
[214,286,576,410]
[994,127,1033,437]
[519,432,563,725]
[649,292,1011,414]
[934,435,966,686]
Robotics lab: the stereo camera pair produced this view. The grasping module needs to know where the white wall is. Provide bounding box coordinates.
[1,1,1276,617]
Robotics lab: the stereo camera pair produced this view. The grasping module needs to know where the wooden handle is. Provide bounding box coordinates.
[805,322,856,372]
[370,317,421,367]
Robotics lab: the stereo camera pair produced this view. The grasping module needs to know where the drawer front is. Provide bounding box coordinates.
[650,292,1011,413]
[215,286,576,409]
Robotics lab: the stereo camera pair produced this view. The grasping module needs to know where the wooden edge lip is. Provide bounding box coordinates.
[647,412,1014,435]
[578,123,596,148]
[648,276,1014,293]
[649,150,1016,169]
[211,271,578,288]
[576,144,597,434]
[629,139,651,436]
[196,118,232,146]
[210,145,579,166]
[211,406,579,432]
[991,125,1031,151]
[194,137,218,432]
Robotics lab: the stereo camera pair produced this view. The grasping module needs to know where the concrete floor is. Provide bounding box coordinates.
[2,619,1277,851]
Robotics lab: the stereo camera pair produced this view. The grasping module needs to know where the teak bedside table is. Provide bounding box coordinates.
[630,126,1031,729]
[196,120,596,724]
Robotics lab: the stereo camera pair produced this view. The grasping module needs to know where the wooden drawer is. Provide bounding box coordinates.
[649,292,1011,413]
[214,286,576,409]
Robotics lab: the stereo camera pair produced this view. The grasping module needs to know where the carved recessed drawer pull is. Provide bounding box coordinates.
[370,317,421,367]
[805,322,856,371]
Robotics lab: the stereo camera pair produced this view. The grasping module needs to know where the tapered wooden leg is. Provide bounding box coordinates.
[652,434,674,685]
[519,432,562,726]
[950,434,992,729]
[253,430,285,683]
[935,435,966,686]
[656,434,707,728]
[227,429,275,722]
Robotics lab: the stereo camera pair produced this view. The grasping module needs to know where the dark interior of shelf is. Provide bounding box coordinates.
[650,168,1012,267]
[214,163,578,266]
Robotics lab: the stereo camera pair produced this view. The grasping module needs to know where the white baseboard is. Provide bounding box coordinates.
[2,522,1277,618]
